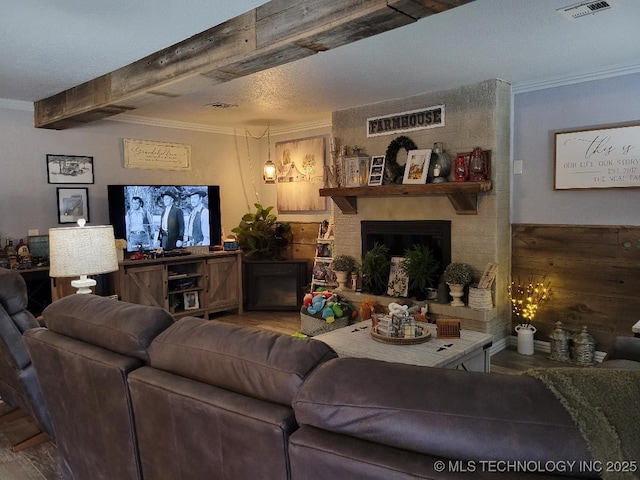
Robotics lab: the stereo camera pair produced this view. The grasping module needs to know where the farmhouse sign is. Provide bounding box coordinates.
[123,138,192,170]
[554,124,640,190]
[367,105,444,138]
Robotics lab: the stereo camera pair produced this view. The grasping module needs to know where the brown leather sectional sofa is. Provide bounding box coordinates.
[20,293,639,480]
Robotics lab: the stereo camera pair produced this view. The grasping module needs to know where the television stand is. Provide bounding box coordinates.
[115,251,242,318]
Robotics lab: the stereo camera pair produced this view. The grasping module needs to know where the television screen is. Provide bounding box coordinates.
[108,185,222,252]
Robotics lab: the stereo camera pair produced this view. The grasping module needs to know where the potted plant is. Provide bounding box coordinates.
[231,203,291,260]
[400,244,439,301]
[361,243,391,295]
[443,262,473,307]
[331,254,358,290]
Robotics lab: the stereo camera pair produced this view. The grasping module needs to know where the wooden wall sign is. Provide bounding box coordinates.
[367,105,444,138]
[554,123,640,190]
[123,138,191,170]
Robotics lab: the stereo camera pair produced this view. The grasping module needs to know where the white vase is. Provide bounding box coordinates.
[335,270,349,290]
[448,283,465,307]
[515,324,537,355]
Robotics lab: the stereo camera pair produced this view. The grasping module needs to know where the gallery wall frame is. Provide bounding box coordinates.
[47,154,94,184]
[554,123,640,190]
[56,187,89,224]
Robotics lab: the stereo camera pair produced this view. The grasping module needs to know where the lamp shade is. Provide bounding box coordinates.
[49,223,119,278]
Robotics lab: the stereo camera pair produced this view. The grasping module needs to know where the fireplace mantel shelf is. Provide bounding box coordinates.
[319,181,492,215]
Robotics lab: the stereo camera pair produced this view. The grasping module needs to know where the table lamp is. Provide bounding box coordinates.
[49,219,119,294]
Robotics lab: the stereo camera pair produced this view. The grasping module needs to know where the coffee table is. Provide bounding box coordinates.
[314,319,493,372]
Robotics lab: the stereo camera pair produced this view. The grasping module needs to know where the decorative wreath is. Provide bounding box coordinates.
[385,135,418,184]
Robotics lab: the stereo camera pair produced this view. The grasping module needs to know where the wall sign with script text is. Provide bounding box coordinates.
[123,138,191,170]
[554,124,640,190]
[367,105,444,138]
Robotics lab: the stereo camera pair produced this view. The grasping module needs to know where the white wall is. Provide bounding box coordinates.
[0,105,331,244]
[512,72,640,225]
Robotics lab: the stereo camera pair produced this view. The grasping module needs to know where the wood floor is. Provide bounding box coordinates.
[0,310,567,480]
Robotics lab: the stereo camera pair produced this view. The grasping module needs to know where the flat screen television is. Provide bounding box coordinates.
[108,185,222,253]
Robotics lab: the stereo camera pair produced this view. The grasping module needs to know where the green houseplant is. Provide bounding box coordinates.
[443,262,474,285]
[330,254,358,290]
[330,254,358,273]
[231,203,291,260]
[400,244,439,301]
[361,243,391,295]
[443,262,474,307]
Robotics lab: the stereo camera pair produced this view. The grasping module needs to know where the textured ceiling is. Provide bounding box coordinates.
[2,0,640,130]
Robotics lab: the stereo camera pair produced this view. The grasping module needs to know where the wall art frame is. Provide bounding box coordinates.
[368,155,385,186]
[123,138,192,171]
[274,135,327,211]
[56,187,89,224]
[47,154,94,184]
[554,123,640,190]
[402,149,432,184]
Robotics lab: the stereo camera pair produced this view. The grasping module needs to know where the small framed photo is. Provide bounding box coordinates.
[344,157,360,187]
[368,155,385,186]
[312,259,336,286]
[316,241,333,258]
[183,291,199,310]
[56,188,89,224]
[47,154,94,184]
[402,149,432,184]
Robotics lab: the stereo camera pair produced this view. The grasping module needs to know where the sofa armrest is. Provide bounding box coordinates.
[604,336,640,363]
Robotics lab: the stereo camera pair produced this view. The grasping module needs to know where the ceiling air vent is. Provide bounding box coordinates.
[205,102,238,109]
[558,0,613,19]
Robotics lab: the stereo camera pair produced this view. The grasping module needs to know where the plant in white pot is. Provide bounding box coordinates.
[331,254,358,290]
[443,262,473,307]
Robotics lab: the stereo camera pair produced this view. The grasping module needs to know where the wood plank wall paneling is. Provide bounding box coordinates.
[512,224,640,352]
[286,222,322,285]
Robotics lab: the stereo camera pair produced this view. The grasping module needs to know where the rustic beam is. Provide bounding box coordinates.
[34,0,473,129]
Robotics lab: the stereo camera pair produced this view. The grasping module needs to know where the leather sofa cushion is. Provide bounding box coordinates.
[148,317,337,406]
[293,357,593,465]
[43,294,175,362]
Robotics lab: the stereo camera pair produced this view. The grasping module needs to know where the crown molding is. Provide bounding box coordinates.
[0,99,34,111]
[107,113,331,136]
[512,61,640,94]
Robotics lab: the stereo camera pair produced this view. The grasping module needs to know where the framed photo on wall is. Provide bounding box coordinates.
[56,187,89,224]
[47,154,94,184]
[368,155,385,186]
[402,149,432,184]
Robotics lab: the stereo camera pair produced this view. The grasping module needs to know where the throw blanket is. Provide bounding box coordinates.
[524,367,640,480]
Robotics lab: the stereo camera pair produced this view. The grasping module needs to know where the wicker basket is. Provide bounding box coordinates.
[300,312,349,336]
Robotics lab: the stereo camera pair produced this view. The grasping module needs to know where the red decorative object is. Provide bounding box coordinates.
[469,147,488,182]
[453,154,469,182]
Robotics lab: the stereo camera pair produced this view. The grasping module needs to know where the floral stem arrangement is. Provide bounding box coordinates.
[508,275,553,328]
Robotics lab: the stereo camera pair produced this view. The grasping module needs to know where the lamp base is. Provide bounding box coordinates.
[71,275,96,295]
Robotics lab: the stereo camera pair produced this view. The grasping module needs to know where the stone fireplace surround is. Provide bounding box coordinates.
[328,79,512,344]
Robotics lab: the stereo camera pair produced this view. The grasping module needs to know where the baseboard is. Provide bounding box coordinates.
[507,335,606,363]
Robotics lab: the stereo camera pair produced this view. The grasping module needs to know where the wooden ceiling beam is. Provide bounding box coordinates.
[34,0,472,129]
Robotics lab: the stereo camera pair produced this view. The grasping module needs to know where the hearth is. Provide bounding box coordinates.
[361,221,451,277]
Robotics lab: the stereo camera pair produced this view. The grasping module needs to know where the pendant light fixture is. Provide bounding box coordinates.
[262,126,276,184]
